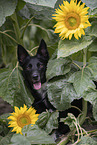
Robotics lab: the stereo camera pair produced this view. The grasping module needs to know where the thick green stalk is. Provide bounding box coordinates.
[79,99,87,125]
[11,12,23,45]
[79,48,87,125]
[83,48,87,67]
[57,131,74,145]
[21,16,33,39]
[57,136,70,145]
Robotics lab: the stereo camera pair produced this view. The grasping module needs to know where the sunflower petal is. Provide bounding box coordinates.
[14,106,20,114]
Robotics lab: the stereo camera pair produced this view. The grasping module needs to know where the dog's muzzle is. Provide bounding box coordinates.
[32,73,41,90]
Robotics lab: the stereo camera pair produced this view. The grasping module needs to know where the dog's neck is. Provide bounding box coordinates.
[37,82,47,99]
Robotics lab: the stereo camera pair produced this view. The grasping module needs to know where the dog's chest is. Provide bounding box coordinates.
[37,83,47,100]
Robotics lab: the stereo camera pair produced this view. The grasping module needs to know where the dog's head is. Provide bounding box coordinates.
[17,39,49,90]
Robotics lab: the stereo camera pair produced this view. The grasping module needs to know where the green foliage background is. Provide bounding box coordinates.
[0,0,97,144]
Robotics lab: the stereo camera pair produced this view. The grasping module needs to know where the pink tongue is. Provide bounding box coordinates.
[33,82,41,90]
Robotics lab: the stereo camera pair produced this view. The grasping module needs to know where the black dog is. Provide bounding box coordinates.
[17,39,55,113]
[18,39,72,136]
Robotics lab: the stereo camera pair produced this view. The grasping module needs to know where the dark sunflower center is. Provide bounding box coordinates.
[17,114,31,128]
[68,17,77,27]
[65,12,80,30]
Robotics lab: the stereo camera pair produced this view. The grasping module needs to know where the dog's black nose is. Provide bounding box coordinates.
[32,74,38,80]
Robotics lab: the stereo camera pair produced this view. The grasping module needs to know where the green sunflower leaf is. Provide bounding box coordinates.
[86,22,97,37]
[10,134,31,145]
[0,132,13,145]
[26,3,54,20]
[77,136,97,145]
[83,88,97,121]
[0,67,33,107]
[89,8,97,16]
[83,88,97,105]
[21,125,55,144]
[82,0,97,10]
[57,36,93,58]
[44,111,59,134]
[47,79,79,111]
[37,111,59,134]
[0,113,11,122]
[0,45,3,67]
[69,69,95,96]
[23,0,57,8]
[54,0,65,9]
[88,38,97,52]
[0,0,17,26]
[16,0,26,12]
[36,111,51,128]
[46,57,72,80]
[93,100,97,121]
[87,56,97,80]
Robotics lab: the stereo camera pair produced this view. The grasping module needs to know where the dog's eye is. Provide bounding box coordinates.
[27,64,32,70]
[37,63,43,69]
[39,64,43,68]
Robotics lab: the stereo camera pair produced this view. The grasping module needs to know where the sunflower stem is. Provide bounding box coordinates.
[79,48,87,125]
[21,16,34,39]
[11,12,23,45]
[57,131,73,145]
[83,48,87,68]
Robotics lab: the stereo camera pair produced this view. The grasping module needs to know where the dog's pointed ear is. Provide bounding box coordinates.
[17,44,29,66]
[37,39,49,61]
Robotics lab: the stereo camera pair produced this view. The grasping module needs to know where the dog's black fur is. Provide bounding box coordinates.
[18,39,55,113]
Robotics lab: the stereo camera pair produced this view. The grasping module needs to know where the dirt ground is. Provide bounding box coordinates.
[0,97,13,115]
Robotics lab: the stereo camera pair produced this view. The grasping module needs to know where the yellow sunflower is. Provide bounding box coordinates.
[52,0,91,40]
[7,104,39,135]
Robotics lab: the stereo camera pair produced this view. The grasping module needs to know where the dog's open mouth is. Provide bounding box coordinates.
[33,82,41,90]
